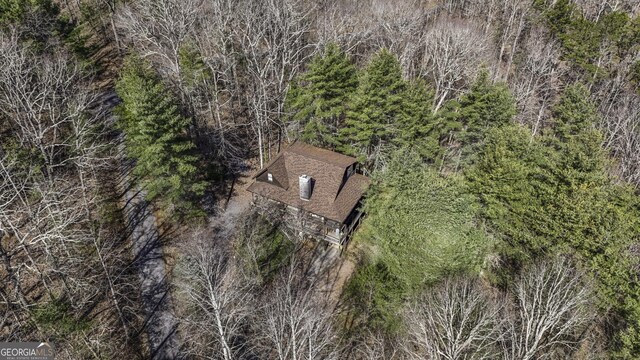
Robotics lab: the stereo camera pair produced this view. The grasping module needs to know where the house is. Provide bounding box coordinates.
[247,141,370,246]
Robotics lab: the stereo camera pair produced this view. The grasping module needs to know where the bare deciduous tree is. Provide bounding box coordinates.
[177,228,253,359]
[0,34,88,180]
[494,0,530,81]
[509,26,563,134]
[573,0,640,21]
[599,93,640,186]
[189,0,246,169]
[0,31,140,355]
[416,18,492,112]
[254,261,340,360]
[116,0,202,82]
[502,257,596,360]
[352,330,405,360]
[404,277,505,360]
[234,0,316,167]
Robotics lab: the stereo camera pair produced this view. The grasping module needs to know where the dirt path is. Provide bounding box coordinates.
[84,22,181,358]
[123,185,180,360]
[207,172,253,240]
[107,93,180,359]
[305,243,357,305]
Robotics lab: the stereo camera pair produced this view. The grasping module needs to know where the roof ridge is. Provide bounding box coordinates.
[285,142,356,168]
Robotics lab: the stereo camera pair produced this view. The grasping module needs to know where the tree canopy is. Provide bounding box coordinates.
[347,149,493,332]
[338,49,406,166]
[467,85,640,356]
[286,43,357,148]
[116,55,206,211]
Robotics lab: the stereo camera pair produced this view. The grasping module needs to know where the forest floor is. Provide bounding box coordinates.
[327,251,357,303]
[309,241,357,305]
[211,171,254,235]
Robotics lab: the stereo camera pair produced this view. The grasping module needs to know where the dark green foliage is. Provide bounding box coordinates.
[549,84,607,189]
[619,316,640,359]
[584,186,640,359]
[0,0,68,46]
[0,0,95,62]
[0,0,27,23]
[598,11,640,68]
[551,84,598,139]
[392,79,441,162]
[561,17,604,76]
[32,298,90,337]
[540,0,595,74]
[0,0,57,25]
[539,0,576,35]
[455,71,516,143]
[0,137,43,180]
[235,212,296,284]
[343,260,405,333]
[338,49,406,163]
[62,23,98,62]
[467,125,553,260]
[348,149,492,333]
[468,85,614,261]
[254,229,295,281]
[286,43,357,148]
[435,71,516,167]
[116,55,206,212]
[178,42,211,90]
[618,16,640,56]
[538,1,640,82]
[467,85,640,357]
[178,42,212,119]
[288,48,444,167]
[600,11,630,44]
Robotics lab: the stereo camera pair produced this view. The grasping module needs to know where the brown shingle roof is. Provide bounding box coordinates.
[286,141,357,168]
[255,155,289,189]
[247,142,369,223]
[334,174,370,221]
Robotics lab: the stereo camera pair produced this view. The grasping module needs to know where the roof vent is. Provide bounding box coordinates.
[299,175,312,201]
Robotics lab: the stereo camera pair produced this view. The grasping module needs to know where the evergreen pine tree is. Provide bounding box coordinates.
[468,87,640,355]
[343,260,406,333]
[437,70,516,167]
[540,0,576,35]
[467,125,556,262]
[0,0,57,25]
[392,79,441,162]
[551,83,598,139]
[338,49,406,165]
[457,71,516,144]
[468,86,608,262]
[548,84,607,187]
[116,55,206,211]
[178,42,211,91]
[285,43,357,148]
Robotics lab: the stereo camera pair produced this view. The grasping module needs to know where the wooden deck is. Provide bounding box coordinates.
[251,195,364,248]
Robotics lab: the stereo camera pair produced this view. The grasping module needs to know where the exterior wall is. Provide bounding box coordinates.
[251,194,362,246]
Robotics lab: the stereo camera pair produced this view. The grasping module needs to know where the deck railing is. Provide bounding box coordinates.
[250,194,365,247]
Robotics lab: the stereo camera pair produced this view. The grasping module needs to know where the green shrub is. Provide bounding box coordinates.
[342,259,406,334]
[358,150,492,291]
[32,298,90,337]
